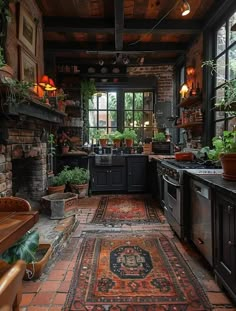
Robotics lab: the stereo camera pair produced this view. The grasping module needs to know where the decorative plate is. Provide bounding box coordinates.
[112,67,120,73]
[100,67,108,73]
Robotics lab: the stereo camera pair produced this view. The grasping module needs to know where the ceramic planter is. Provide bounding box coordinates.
[70,183,89,198]
[220,153,236,181]
[99,139,108,147]
[125,138,133,147]
[48,184,65,194]
[113,139,121,148]
[23,243,52,280]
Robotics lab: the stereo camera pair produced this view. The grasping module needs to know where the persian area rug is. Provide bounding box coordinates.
[63,232,211,311]
[91,195,164,224]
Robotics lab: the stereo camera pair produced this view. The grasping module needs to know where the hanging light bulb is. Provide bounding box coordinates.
[181,0,190,16]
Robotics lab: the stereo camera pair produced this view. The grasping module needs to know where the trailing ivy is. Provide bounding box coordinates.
[80,80,96,142]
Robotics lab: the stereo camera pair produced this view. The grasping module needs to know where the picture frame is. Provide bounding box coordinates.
[20,48,37,87]
[18,4,36,56]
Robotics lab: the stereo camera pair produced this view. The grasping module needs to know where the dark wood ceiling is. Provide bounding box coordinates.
[37,0,218,66]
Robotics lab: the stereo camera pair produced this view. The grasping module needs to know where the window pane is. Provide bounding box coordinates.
[108,92,117,109]
[144,92,153,110]
[215,121,225,136]
[89,128,98,143]
[216,55,225,87]
[108,111,117,127]
[216,24,226,56]
[215,87,225,108]
[229,12,236,45]
[229,45,236,80]
[134,92,143,109]
[98,111,107,127]
[134,111,143,126]
[89,111,97,126]
[89,97,97,109]
[98,93,107,109]
[125,93,133,109]
[124,111,133,126]
[144,111,153,127]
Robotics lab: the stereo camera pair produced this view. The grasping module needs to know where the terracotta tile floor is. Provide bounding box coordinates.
[19,195,236,310]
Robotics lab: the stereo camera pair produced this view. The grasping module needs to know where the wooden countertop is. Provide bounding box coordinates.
[0,211,39,254]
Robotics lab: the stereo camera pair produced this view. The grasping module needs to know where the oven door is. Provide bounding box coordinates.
[163,174,182,235]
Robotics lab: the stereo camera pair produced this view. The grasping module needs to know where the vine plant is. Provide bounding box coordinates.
[80,80,96,142]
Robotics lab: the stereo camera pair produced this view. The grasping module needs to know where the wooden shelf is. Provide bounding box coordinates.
[176,122,203,128]
[178,96,201,108]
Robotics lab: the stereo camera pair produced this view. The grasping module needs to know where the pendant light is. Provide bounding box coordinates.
[181,0,190,16]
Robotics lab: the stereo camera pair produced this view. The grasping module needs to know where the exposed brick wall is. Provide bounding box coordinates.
[127,65,174,103]
[0,118,55,205]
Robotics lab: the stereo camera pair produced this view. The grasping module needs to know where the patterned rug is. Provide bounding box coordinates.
[91,195,164,224]
[63,232,211,311]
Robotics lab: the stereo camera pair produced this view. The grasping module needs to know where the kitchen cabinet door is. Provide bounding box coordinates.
[127,156,147,192]
[214,192,236,302]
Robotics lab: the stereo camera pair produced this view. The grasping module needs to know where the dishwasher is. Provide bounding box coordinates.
[191,179,213,266]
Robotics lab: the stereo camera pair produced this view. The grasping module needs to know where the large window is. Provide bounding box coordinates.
[88,91,117,141]
[124,91,154,141]
[213,11,236,135]
[88,89,155,143]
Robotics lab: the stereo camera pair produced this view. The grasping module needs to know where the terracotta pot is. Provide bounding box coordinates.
[113,139,121,148]
[48,184,65,194]
[125,138,133,147]
[62,146,69,154]
[70,183,89,198]
[0,65,14,80]
[24,243,52,280]
[99,139,108,147]
[175,152,194,161]
[220,153,236,181]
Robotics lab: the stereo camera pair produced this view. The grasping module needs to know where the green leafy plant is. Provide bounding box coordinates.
[202,60,236,110]
[51,166,71,186]
[153,132,166,142]
[93,129,109,140]
[0,47,6,68]
[67,167,90,185]
[200,130,236,161]
[110,130,123,140]
[0,230,39,264]
[123,128,137,140]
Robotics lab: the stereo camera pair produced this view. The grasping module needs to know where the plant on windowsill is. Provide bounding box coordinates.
[110,130,123,148]
[0,230,52,280]
[153,132,166,142]
[202,60,236,112]
[93,129,109,147]
[123,128,137,147]
[200,128,236,180]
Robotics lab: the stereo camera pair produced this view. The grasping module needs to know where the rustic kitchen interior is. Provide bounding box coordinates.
[0,0,236,310]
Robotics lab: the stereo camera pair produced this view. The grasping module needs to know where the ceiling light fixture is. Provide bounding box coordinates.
[181,0,190,16]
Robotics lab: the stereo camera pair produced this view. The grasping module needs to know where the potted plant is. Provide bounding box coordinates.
[200,129,236,180]
[94,129,109,147]
[48,166,70,194]
[202,60,236,111]
[153,132,166,142]
[110,130,123,148]
[123,128,137,147]
[0,230,52,280]
[67,167,90,198]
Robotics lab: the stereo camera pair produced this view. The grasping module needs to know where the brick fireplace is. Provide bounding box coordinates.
[0,116,59,209]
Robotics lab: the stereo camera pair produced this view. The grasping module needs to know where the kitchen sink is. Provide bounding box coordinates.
[94,154,126,166]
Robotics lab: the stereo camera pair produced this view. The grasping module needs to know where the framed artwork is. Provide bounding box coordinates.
[20,48,37,86]
[18,4,36,56]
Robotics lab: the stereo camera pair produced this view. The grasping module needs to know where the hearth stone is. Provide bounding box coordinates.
[41,192,78,219]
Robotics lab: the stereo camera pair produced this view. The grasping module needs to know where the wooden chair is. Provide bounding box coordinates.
[0,260,26,311]
[0,197,31,212]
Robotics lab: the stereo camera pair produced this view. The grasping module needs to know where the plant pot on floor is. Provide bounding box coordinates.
[24,243,52,280]
[220,153,236,181]
[70,183,89,198]
[48,184,65,194]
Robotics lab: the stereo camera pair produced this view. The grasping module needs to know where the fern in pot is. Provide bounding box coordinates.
[0,230,52,280]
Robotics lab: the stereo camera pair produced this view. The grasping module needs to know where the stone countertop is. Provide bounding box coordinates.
[148,154,175,161]
[184,171,236,197]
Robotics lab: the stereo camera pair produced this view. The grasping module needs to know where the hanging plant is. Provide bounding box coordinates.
[80,80,96,141]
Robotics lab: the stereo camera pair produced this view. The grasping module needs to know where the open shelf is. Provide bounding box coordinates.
[176,122,203,128]
[178,96,201,108]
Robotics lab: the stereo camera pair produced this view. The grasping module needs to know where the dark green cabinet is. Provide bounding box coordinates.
[214,192,236,302]
[127,156,147,192]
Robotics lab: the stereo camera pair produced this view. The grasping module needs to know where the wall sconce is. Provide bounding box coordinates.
[181,0,190,16]
[180,83,189,99]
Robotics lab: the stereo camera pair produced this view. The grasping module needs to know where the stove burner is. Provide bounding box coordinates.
[164,159,220,169]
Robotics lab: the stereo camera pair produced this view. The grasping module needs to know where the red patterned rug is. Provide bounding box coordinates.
[91,195,164,224]
[63,232,211,311]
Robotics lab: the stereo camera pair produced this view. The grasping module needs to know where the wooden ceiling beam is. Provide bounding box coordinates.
[43,17,201,35]
[44,41,187,53]
[114,0,124,50]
